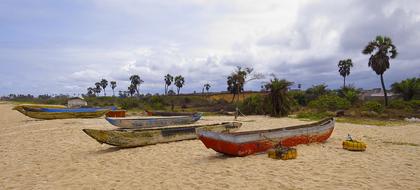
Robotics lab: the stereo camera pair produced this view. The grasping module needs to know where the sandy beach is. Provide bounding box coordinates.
[1,102,419,190]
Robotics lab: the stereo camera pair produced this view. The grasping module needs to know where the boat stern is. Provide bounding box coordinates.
[192,112,203,121]
[105,117,120,127]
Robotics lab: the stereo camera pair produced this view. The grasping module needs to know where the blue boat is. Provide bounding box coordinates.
[39,106,116,113]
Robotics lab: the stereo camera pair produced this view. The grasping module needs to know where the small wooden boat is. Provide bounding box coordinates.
[145,110,197,116]
[18,109,110,120]
[83,122,242,148]
[197,118,335,157]
[105,113,203,128]
[13,104,66,114]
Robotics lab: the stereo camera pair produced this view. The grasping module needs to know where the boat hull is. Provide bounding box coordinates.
[145,110,197,116]
[13,104,66,114]
[197,118,335,157]
[22,109,110,120]
[83,122,242,148]
[39,107,108,112]
[106,113,202,128]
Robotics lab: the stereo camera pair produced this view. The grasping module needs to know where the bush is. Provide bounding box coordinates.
[308,94,351,111]
[389,99,413,111]
[305,84,330,102]
[289,90,307,106]
[362,101,384,113]
[296,110,336,120]
[239,95,267,115]
[408,100,420,111]
[336,86,360,105]
[118,98,143,110]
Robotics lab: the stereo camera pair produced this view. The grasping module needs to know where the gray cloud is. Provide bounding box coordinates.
[1,0,419,96]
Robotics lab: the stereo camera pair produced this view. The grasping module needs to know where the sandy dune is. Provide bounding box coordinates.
[1,102,419,189]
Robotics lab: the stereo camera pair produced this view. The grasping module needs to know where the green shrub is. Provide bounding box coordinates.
[337,86,360,105]
[296,111,335,120]
[289,90,307,106]
[239,95,267,115]
[343,90,359,105]
[409,100,420,110]
[389,99,413,112]
[118,98,143,110]
[360,111,379,117]
[362,101,384,113]
[308,94,351,111]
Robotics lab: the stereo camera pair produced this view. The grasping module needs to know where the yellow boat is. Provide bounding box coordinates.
[22,109,110,120]
[13,104,67,114]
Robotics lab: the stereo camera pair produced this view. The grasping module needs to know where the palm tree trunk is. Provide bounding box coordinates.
[177,88,180,95]
[103,90,106,96]
[343,76,346,88]
[231,94,236,103]
[380,74,388,106]
[112,89,115,97]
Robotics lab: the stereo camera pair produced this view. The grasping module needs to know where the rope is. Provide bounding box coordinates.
[261,133,282,148]
[234,107,247,120]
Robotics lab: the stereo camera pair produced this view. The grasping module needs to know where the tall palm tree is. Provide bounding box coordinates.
[128,84,136,97]
[227,66,263,103]
[164,74,174,95]
[362,35,398,106]
[110,81,117,97]
[391,77,419,101]
[94,82,102,96]
[100,79,108,96]
[129,75,144,96]
[264,76,294,117]
[204,83,211,93]
[338,59,353,88]
[174,75,185,95]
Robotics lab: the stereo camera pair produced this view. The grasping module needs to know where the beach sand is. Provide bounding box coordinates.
[1,102,419,189]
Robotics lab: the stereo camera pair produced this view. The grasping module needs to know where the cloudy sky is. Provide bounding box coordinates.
[1,0,419,96]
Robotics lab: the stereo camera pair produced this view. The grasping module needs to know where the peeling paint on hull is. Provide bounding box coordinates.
[105,113,202,128]
[21,110,110,120]
[197,118,335,157]
[83,122,242,148]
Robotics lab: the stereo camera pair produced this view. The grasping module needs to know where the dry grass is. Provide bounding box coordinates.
[335,117,410,126]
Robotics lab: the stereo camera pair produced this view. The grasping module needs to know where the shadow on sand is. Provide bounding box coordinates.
[89,146,139,155]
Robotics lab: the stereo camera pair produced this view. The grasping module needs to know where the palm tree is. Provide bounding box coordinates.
[94,82,102,96]
[174,75,185,95]
[264,76,294,117]
[338,59,353,88]
[391,77,419,101]
[129,75,144,96]
[100,79,108,96]
[110,81,117,96]
[164,74,174,95]
[128,84,136,97]
[362,35,398,106]
[204,83,211,93]
[227,66,263,103]
[87,87,95,97]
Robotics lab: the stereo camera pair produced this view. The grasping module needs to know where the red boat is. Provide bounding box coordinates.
[197,118,335,157]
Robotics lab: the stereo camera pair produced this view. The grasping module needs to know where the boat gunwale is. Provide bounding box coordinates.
[106,113,202,121]
[111,122,242,132]
[199,117,334,137]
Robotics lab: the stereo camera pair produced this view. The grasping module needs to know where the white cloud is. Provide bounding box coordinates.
[1,0,419,96]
